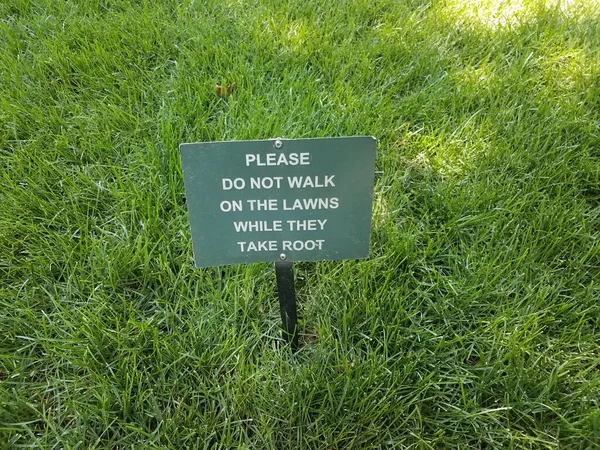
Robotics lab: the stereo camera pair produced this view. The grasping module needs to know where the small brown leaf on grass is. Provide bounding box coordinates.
[300,328,319,346]
[215,82,235,96]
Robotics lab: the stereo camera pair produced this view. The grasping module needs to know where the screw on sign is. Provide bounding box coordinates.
[180,137,376,351]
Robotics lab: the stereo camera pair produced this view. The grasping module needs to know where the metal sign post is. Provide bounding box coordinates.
[275,259,298,350]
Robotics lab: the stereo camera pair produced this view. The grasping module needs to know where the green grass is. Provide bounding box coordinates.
[1,0,599,448]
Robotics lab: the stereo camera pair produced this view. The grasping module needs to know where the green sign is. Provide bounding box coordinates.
[180,136,376,267]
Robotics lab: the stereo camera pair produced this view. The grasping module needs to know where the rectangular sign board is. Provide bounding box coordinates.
[180,136,376,267]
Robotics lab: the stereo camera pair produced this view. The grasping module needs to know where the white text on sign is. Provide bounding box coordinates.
[223,151,338,256]
[245,153,310,166]
[222,175,335,190]
[236,240,325,252]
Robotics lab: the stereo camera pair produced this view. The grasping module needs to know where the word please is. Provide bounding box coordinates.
[245,152,310,167]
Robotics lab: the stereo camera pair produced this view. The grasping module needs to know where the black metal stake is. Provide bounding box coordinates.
[275,261,298,351]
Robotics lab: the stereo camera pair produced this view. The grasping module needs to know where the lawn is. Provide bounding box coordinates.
[1,0,599,448]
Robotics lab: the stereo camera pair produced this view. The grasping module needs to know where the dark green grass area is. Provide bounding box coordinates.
[1,0,599,448]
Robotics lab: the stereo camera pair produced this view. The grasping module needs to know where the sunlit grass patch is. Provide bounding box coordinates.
[442,0,600,31]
